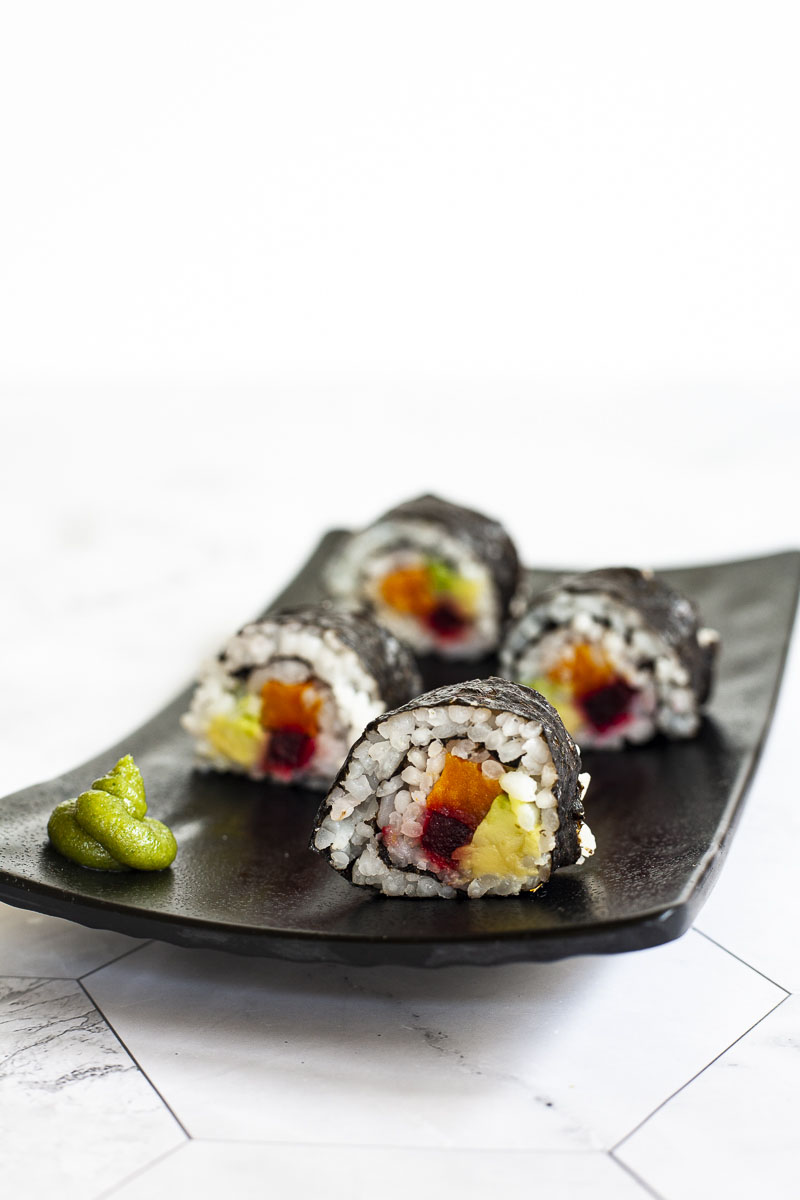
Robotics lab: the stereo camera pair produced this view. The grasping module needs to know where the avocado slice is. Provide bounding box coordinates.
[207,694,265,768]
[453,792,542,881]
[522,676,581,735]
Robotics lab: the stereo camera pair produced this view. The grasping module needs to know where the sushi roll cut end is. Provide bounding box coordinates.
[313,679,594,898]
[326,495,520,659]
[501,568,719,749]
[182,607,421,790]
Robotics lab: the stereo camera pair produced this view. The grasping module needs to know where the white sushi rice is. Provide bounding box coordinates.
[501,588,712,748]
[325,519,497,658]
[315,704,593,898]
[182,618,390,788]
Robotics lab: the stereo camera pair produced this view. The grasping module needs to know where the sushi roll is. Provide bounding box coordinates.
[312,678,594,898]
[182,606,422,789]
[500,567,719,749]
[325,494,520,659]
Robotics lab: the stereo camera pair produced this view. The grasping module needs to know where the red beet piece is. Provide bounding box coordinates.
[265,725,315,772]
[581,680,636,733]
[421,809,473,869]
[428,601,468,639]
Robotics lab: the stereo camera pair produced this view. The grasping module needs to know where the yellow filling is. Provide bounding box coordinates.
[207,695,264,767]
[453,792,541,881]
[524,676,582,735]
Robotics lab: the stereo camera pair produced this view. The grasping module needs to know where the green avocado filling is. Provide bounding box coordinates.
[522,676,581,735]
[453,792,541,880]
[206,692,264,767]
[427,559,477,605]
[47,755,177,872]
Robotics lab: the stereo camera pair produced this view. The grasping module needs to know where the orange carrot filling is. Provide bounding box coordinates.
[258,680,322,773]
[259,680,321,736]
[425,755,502,826]
[379,567,435,618]
[418,756,503,868]
[378,564,473,641]
[548,642,617,694]
[546,643,635,733]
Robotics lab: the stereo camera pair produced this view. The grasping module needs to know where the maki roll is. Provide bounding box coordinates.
[501,568,719,749]
[182,606,421,789]
[312,678,594,898]
[325,494,520,659]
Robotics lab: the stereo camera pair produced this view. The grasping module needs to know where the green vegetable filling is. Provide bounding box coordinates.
[426,559,477,605]
[454,792,542,880]
[206,693,264,767]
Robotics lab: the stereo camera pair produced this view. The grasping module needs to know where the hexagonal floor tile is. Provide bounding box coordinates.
[694,627,800,992]
[0,902,145,979]
[0,976,185,1199]
[617,993,796,1199]
[84,929,782,1151]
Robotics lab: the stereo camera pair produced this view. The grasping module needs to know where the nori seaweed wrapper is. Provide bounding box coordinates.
[225,603,422,711]
[313,677,586,873]
[367,494,521,623]
[512,567,717,704]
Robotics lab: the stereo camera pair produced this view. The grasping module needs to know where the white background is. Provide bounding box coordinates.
[0,9,798,1197]
[1,1,800,386]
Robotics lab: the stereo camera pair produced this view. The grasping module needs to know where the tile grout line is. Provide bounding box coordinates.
[611,991,791,1155]
[0,940,151,986]
[691,926,792,994]
[79,940,153,982]
[608,1149,667,1200]
[186,1136,623,1155]
[87,1134,690,1193]
[93,1141,188,1200]
[1,973,99,981]
[77,978,193,1141]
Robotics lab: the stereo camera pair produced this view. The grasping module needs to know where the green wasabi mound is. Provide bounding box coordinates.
[47,755,177,872]
[47,800,130,872]
[91,754,147,819]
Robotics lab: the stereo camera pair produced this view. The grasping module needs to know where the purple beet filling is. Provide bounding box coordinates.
[427,602,468,639]
[580,680,636,733]
[421,809,474,867]
[265,726,315,772]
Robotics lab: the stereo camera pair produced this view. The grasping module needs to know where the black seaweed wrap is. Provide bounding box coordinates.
[528,568,718,704]
[314,677,586,872]
[373,494,521,624]
[226,604,422,711]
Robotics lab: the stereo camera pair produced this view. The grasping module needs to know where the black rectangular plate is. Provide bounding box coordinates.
[1,538,798,968]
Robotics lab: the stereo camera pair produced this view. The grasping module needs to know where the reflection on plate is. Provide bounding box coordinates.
[0,539,797,967]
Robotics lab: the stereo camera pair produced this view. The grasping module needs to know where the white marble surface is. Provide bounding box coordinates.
[692,622,800,993]
[0,973,185,1199]
[618,994,799,1200]
[109,1142,651,1200]
[0,905,143,981]
[0,897,796,1200]
[80,934,781,1151]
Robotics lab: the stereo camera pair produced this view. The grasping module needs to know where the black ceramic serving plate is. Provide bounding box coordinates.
[1,539,798,968]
